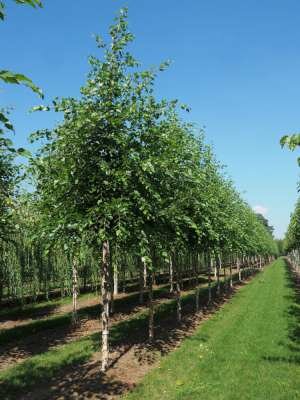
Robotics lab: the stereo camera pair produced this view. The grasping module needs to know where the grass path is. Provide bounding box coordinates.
[125,258,300,400]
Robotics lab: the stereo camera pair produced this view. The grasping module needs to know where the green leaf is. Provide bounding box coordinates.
[0,2,5,20]
[0,111,14,131]
[17,147,32,158]
[0,1,42,21]
[0,70,44,98]
[1,137,13,147]
[30,105,50,112]
[15,0,42,9]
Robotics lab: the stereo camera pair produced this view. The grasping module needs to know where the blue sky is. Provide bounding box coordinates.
[1,0,300,238]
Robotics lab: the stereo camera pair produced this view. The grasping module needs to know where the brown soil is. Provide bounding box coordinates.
[0,294,119,331]
[0,266,261,400]
[0,283,202,371]
[0,272,219,332]
[0,282,173,334]
[0,272,218,371]
[0,299,146,371]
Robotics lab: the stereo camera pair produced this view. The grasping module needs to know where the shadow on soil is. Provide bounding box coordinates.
[0,275,211,359]
[0,273,249,400]
[0,286,172,366]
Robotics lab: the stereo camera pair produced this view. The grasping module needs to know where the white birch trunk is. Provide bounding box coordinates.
[72,258,78,325]
[229,261,233,288]
[214,265,217,279]
[237,256,242,282]
[176,282,182,322]
[169,255,174,293]
[216,254,221,295]
[176,262,182,322]
[208,253,212,304]
[195,253,200,312]
[148,270,154,342]
[101,240,110,372]
[109,259,114,315]
[113,263,118,296]
[143,261,147,289]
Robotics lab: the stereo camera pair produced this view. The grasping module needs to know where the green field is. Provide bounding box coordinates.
[125,259,300,400]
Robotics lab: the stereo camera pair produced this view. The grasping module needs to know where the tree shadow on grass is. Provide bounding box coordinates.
[263,259,300,366]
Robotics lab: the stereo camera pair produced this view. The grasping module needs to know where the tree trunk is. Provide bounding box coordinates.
[109,275,114,315]
[176,281,181,322]
[193,252,198,287]
[153,271,157,286]
[237,256,242,282]
[214,264,217,279]
[229,262,233,289]
[139,259,144,305]
[176,259,182,322]
[143,261,147,289]
[109,252,114,315]
[208,253,212,304]
[195,253,200,312]
[221,255,227,291]
[216,254,221,296]
[113,263,118,296]
[169,254,174,293]
[72,258,79,325]
[148,270,154,342]
[101,240,110,372]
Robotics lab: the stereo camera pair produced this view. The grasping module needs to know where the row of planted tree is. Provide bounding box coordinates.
[0,9,278,371]
[284,197,300,268]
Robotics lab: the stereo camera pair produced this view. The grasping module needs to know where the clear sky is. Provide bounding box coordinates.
[1,0,300,238]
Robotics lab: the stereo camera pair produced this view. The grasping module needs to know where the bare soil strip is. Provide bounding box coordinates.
[0,281,208,371]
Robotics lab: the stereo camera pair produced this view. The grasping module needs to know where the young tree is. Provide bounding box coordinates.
[30,8,176,370]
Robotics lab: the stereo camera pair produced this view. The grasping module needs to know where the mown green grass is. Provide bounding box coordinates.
[124,258,300,400]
